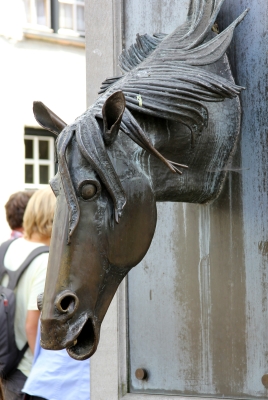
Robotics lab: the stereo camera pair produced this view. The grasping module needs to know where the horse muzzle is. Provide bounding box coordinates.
[38,291,100,360]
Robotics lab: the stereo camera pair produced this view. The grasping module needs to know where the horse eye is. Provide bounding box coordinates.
[81,183,97,200]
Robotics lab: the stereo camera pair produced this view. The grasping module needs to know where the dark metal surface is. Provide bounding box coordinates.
[128,0,268,397]
[34,0,247,360]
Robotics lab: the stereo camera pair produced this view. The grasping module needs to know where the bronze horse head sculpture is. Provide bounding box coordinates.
[35,0,248,360]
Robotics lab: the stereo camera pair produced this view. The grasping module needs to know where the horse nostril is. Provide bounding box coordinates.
[60,296,75,312]
[56,291,79,314]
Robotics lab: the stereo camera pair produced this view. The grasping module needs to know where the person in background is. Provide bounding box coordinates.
[22,325,90,400]
[5,192,34,239]
[2,188,56,400]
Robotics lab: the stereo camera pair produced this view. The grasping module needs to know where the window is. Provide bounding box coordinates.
[24,129,55,189]
[23,0,85,36]
[59,1,85,34]
[24,0,51,29]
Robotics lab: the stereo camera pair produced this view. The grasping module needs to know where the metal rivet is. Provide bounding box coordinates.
[262,374,268,388]
[135,368,148,380]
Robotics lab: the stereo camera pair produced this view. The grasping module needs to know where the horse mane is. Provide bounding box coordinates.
[99,0,247,138]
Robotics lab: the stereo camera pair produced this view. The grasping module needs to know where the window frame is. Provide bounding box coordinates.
[24,0,52,31]
[58,0,85,36]
[24,134,55,190]
[23,0,85,37]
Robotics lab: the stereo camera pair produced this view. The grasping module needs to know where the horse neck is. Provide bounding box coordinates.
[119,77,240,204]
[115,116,196,203]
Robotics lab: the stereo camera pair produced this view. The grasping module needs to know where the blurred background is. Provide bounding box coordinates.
[0,0,86,241]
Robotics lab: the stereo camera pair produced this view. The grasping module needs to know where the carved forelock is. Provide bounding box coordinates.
[75,115,126,217]
[57,116,126,243]
[57,126,80,244]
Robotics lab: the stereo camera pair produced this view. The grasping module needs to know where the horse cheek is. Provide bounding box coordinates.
[107,179,157,269]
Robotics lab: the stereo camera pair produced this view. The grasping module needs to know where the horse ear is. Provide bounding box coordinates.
[33,101,67,137]
[102,91,125,145]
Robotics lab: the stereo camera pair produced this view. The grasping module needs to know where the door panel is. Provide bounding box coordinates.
[127,0,268,397]
[129,181,248,396]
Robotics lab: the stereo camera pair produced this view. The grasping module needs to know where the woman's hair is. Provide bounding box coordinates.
[5,191,34,230]
[0,379,4,400]
[0,378,4,400]
[23,187,56,240]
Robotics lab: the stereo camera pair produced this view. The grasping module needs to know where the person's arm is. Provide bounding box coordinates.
[25,310,40,354]
[25,253,48,354]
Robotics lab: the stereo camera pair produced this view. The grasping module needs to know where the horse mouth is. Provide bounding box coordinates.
[66,318,98,360]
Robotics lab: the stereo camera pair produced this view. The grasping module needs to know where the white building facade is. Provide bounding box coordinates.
[0,0,86,242]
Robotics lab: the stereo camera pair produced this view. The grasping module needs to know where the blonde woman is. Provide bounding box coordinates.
[1,188,56,400]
